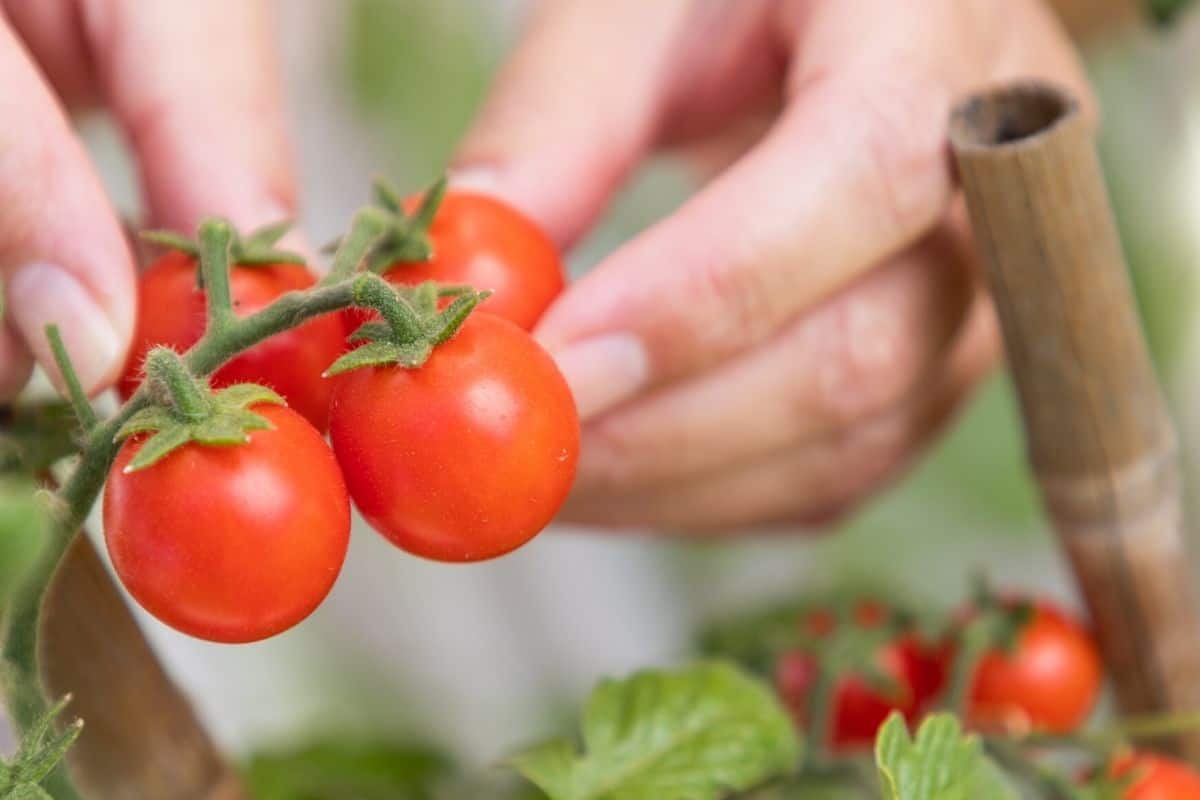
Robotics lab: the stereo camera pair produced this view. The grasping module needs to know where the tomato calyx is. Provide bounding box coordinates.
[362,176,447,270]
[115,347,285,472]
[324,279,490,375]
[141,218,306,271]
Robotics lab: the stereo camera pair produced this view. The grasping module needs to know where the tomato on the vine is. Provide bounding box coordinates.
[328,311,579,562]
[774,602,947,751]
[118,252,345,431]
[1110,753,1200,798]
[103,404,350,643]
[378,191,564,331]
[966,601,1102,734]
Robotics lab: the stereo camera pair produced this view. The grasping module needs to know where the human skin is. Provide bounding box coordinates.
[451,0,1093,531]
[0,0,298,400]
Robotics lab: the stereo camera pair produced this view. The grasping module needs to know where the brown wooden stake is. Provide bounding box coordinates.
[39,535,248,799]
[950,82,1200,756]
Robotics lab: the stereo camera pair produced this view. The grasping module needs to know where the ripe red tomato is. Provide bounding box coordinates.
[774,604,947,751]
[1111,753,1200,799]
[103,404,350,643]
[118,251,345,431]
[328,312,579,562]
[381,191,565,331]
[967,601,1103,734]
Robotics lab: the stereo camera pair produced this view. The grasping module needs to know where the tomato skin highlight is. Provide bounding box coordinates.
[103,405,350,644]
[382,191,565,331]
[118,251,346,431]
[1112,753,1200,799]
[329,312,579,562]
[967,601,1103,734]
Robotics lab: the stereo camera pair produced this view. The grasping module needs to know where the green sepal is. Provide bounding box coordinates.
[141,219,306,268]
[363,176,447,272]
[324,341,433,377]
[346,321,393,344]
[0,694,83,798]
[325,279,488,377]
[115,383,284,472]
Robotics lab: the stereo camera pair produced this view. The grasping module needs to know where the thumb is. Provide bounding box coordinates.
[451,0,686,248]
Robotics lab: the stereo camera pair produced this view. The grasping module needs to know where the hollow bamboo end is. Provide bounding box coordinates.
[949,81,1080,153]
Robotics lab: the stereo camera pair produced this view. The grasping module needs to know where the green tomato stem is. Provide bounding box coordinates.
[0,253,404,796]
[44,325,97,431]
[198,219,236,328]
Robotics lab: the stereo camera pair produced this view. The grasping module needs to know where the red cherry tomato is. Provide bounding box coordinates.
[774,603,947,751]
[328,312,579,562]
[1111,753,1200,799]
[383,191,565,330]
[967,601,1103,734]
[103,404,350,643]
[118,251,345,431]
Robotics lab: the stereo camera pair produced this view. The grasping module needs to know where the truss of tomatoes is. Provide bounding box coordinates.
[772,594,1104,752]
[104,184,576,644]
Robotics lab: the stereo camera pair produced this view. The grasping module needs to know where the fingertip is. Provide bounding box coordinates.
[7,262,128,396]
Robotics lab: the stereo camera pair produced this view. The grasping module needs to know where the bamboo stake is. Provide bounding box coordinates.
[39,535,248,799]
[949,82,1200,756]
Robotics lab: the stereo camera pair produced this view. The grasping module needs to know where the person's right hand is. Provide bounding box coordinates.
[452,0,1093,531]
[0,0,298,400]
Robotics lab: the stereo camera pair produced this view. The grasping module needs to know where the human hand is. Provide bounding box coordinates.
[452,0,1092,531]
[0,0,297,399]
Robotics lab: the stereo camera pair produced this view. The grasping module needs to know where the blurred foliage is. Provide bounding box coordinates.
[344,0,501,180]
[1149,0,1196,25]
[0,478,47,606]
[244,740,453,800]
[0,403,78,476]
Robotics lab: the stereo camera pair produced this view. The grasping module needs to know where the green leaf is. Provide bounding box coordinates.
[875,713,1016,800]
[510,662,801,800]
[243,740,452,800]
[0,695,82,798]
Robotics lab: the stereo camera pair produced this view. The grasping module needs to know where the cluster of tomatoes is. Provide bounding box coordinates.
[771,595,1200,796]
[102,187,579,644]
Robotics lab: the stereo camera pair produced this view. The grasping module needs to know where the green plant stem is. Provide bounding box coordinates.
[144,349,211,420]
[44,326,96,431]
[198,220,236,327]
[0,265,401,797]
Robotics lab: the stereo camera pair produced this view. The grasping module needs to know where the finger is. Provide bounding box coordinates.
[574,217,978,496]
[538,62,957,421]
[563,294,998,531]
[0,18,135,395]
[451,0,692,247]
[538,0,1089,423]
[86,0,297,232]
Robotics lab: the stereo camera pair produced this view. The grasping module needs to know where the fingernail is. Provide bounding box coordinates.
[7,263,123,396]
[549,333,649,420]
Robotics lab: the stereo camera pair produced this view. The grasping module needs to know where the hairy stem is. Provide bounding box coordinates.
[1,266,400,796]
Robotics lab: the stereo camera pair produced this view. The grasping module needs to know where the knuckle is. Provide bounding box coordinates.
[802,295,920,427]
[689,251,785,349]
[852,80,950,238]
